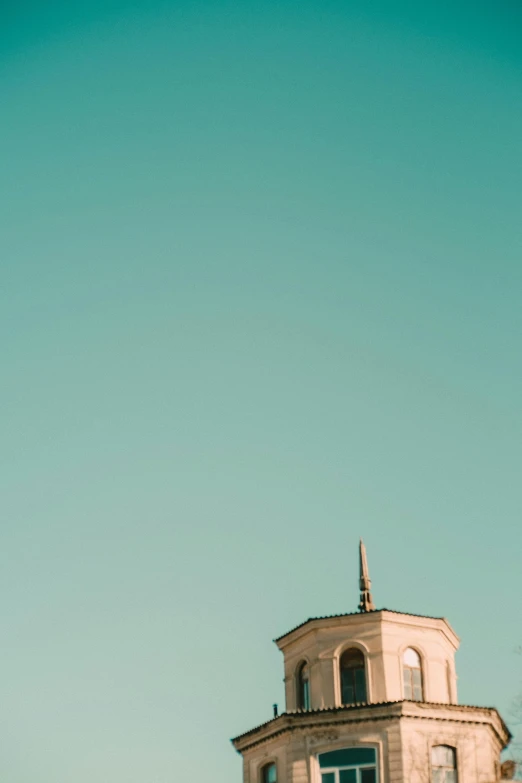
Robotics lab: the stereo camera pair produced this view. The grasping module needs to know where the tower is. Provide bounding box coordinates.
[232,542,512,783]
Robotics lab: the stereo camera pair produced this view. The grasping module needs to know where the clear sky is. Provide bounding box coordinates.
[1,1,521,780]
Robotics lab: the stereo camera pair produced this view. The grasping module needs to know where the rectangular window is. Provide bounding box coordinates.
[319,748,377,783]
[431,745,457,783]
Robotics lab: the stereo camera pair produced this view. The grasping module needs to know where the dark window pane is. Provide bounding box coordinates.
[340,648,365,669]
[354,668,367,702]
[297,662,311,710]
[339,770,357,783]
[342,671,355,705]
[302,679,310,709]
[361,770,377,783]
[263,763,277,783]
[341,650,367,705]
[321,774,335,783]
[319,748,376,768]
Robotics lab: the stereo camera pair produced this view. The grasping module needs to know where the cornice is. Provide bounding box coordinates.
[231,701,511,754]
[274,609,459,650]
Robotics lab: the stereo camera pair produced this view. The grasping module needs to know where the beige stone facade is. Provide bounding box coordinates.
[277,610,459,710]
[232,588,514,783]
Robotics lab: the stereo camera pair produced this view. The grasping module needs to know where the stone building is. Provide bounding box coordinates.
[232,541,516,783]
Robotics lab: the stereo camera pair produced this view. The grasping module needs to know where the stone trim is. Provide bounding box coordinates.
[231,701,511,753]
[274,609,458,649]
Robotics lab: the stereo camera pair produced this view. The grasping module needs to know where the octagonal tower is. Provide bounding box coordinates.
[232,541,513,783]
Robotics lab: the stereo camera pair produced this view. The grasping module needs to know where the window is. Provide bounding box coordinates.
[403,647,423,701]
[340,648,367,705]
[431,745,457,783]
[261,762,277,783]
[297,661,310,710]
[319,747,377,783]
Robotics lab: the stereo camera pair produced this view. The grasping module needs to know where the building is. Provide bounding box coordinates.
[232,541,516,783]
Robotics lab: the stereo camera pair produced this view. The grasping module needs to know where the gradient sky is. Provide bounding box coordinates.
[2,1,522,781]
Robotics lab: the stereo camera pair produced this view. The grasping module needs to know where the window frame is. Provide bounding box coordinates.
[260,760,277,783]
[430,744,458,783]
[339,646,368,706]
[296,659,311,710]
[401,646,424,702]
[317,745,379,783]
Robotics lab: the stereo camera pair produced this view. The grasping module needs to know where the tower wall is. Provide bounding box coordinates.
[279,611,459,710]
[234,704,508,783]
[232,544,511,782]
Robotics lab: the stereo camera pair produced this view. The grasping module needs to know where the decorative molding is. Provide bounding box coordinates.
[309,730,340,743]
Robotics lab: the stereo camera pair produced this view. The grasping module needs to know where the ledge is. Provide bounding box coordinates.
[274,609,459,648]
[231,700,511,753]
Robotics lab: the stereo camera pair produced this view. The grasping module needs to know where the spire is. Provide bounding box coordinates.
[358,538,375,612]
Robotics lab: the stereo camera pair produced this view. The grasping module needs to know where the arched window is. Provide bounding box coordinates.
[319,746,377,783]
[403,647,423,701]
[340,648,367,705]
[296,661,310,710]
[431,745,457,783]
[261,762,277,783]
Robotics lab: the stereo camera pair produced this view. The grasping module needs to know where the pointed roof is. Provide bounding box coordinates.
[358,538,375,612]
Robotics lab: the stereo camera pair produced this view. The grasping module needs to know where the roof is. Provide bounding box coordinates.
[231,700,512,751]
[274,608,450,644]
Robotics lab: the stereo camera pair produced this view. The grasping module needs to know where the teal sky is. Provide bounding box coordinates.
[2,1,522,780]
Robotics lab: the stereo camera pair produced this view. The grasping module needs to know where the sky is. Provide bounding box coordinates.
[1,1,522,780]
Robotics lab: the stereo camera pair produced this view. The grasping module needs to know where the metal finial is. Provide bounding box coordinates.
[358,538,375,612]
